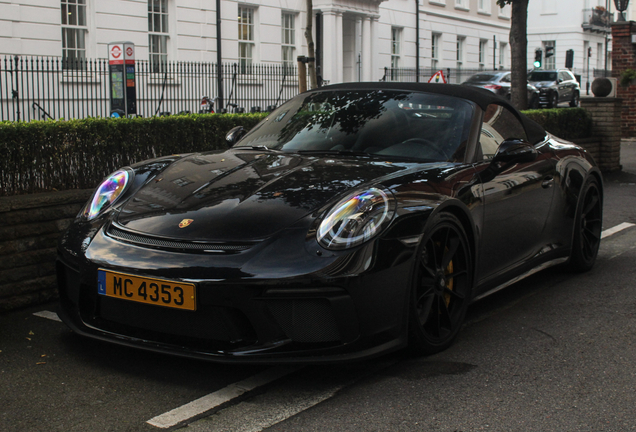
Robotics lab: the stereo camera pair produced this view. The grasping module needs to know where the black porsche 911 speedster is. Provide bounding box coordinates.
[57,83,603,363]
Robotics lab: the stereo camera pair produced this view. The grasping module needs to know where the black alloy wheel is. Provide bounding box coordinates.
[569,177,603,272]
[569,91,580,107]
[409,212,472,355]
[549,92,559,108]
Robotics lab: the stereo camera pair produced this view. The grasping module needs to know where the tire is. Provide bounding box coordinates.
[549,92,559,108]
[569,91,580,107]
[408,212,473,355]
[569,177,603,272]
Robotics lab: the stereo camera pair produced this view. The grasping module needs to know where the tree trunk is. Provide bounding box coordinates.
[304,0,318,90]
[509,0,528,110]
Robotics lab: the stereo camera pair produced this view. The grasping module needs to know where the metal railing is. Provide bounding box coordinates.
[582,8,613,32]
[1,56,304,122]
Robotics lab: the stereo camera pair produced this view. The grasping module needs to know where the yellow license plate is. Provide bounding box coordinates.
[97,269,196,311]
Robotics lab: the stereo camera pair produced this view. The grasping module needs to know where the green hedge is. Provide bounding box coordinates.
[0,113,267,196]
[522,107,592,141]
[0,107,595,196]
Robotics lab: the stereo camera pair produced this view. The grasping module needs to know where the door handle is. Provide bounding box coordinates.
[542,176,554,189]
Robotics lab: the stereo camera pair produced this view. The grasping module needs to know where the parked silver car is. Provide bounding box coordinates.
[462,71,540,110]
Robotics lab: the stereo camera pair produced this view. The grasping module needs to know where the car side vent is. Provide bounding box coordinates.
[107,225,253,252]
[266,299,341,343]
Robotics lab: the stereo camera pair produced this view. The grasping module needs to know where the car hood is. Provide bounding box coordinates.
[114,150,414,242]
[529,81,556,88]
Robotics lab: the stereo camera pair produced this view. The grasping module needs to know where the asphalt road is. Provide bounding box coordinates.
[1,141,635,432]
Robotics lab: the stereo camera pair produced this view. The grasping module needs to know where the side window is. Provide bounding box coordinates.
[478,103,528,159]
[558,71,568,82]
[500,74,511,83]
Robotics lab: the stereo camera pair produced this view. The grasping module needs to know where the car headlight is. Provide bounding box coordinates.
[317,187,396,250]
[83,168,133,220]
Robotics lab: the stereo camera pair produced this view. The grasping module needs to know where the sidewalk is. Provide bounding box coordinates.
[620,138,636,174]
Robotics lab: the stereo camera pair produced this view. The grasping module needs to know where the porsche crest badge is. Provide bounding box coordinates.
[179,219,194,228]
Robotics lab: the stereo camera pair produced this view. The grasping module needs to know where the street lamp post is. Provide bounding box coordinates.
[614,0,630,21]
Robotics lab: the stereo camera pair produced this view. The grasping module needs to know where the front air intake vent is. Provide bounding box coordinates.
[106,225,253,253]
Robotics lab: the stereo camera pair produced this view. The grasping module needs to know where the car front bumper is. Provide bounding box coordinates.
[56,222,416,364]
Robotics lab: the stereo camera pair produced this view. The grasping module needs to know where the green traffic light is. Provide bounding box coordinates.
[534,61,541,68]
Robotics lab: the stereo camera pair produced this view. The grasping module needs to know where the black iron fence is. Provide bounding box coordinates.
[1,56,303,122]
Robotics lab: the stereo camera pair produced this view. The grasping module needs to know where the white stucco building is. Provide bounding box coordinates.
[527,0,618,93]
[0,0,512,83]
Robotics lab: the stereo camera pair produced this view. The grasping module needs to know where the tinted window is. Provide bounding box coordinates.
[479,103,528,159]
[528,71,557,81]
[466,74,497,82]
[237,90,475,162]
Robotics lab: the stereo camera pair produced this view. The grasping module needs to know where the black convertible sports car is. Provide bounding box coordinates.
[57,83,603,363]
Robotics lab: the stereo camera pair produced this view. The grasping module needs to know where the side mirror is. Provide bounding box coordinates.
[226,126,246,147]
[492,139,538,165]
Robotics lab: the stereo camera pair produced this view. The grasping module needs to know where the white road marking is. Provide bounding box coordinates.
[146,366,302,429]
[183,358,400,432]
[601,222,635,239]
[33,310,62,322]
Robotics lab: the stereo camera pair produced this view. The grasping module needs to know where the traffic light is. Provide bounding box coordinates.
[546,46,555,58]
[534,49,543,68]
[565,49,574,69]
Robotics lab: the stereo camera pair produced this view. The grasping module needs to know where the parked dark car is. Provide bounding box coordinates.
[527,69,581,108]
[57,83,603,363]
[462,71,540,109]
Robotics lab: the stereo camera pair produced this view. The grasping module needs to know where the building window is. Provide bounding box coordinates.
[431,33,440,69]
[456,36,464,68]
[479,39,488,69]
[597,42,603,69]
[61,0,87,67]
[148,0,169,72]
[544,41,555,69]
[478,0,491,14]
[499,42,507,69]
[282,13,295,71]
[239,6,255,73]
[499,2,511,18]
[455,0,469,10]
[391,27,401,72]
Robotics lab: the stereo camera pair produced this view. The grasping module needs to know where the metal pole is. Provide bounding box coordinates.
[216,0,224,111]
[415,0,420,82]
[587,49,591,95]
[493,35,497,70]
[13,55,20,121]
[605,0,609,72]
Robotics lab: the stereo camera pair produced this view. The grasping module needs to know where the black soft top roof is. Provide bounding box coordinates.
[317,82,547,144]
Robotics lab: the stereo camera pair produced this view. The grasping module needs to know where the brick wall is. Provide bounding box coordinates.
[612,21,636,138]
[0,189,92,312]
[580,98,622,172]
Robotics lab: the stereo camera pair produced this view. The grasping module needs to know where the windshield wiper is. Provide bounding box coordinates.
[238,145,282,152]
[295,149,370,156]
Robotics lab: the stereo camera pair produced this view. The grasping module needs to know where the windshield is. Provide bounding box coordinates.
[465,74,497,83]
[528,71,557,81]
[236,90,475,162]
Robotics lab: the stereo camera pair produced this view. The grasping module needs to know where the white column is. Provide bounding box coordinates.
[321,10,337,85]
[370,16,379,81]
[362,16,371,81]
[335,10,344,83]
